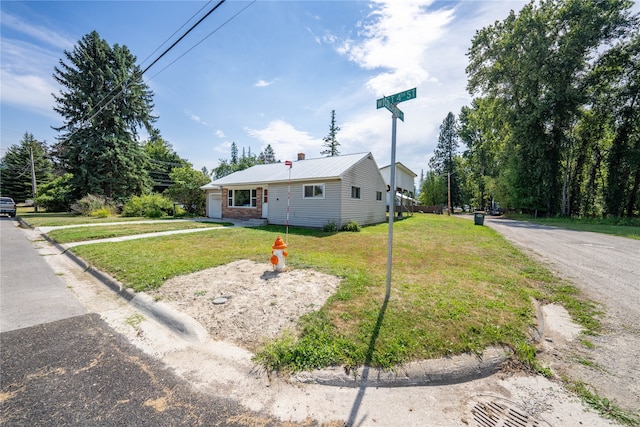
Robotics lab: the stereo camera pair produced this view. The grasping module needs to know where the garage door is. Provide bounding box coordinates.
[208,193,222,218]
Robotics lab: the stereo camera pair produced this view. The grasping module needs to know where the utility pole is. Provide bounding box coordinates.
[447,171,451,216]
[29,145,38,212]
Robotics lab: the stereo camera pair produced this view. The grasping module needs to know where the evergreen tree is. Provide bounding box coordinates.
[211,144,261,179]
[429,112,461,212]
[52,31,154,201]
[230,142,239,165]
[258,144,277,164]
[0,132,53,202]
[321,110,341,156]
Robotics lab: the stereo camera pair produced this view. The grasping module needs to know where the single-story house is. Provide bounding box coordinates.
[200,152,388,228]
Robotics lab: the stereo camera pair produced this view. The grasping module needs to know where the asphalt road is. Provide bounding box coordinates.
[1,217,86,332]
[0,218,306,426]
[481,216,640,411]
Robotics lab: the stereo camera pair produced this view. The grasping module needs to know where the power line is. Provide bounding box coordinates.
[138,1,214,70]
[147,0,256,81]
[141,0,226,75]
[61,0,236,142]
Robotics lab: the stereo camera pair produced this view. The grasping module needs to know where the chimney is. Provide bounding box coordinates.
[297,153,305,161]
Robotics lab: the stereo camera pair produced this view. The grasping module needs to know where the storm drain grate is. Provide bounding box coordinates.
[471,400,541,427]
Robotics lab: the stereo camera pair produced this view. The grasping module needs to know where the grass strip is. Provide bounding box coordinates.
[46,221,224,243]
[18,211,173,227]
[504,214,640,240]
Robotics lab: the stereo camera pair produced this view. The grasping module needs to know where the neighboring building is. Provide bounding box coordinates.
[379,162,418,215]
[200,152,387,228]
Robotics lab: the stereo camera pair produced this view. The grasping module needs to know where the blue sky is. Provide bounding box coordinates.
[3,0,617,187]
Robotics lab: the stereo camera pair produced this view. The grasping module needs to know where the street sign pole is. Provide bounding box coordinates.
[385,113,398,303]
[376,88,416,303]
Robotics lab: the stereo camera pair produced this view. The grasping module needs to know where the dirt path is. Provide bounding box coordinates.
[483,216,640,412]
[150,260,341,352]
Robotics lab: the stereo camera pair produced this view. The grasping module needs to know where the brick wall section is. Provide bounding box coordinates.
[221,187,263,220]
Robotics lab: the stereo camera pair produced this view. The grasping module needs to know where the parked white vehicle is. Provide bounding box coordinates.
[0,197,17,218]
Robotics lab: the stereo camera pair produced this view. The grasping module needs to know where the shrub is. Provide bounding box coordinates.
[122,193,173,218]
[341,220,361,232]
[71,194,115,216]
[322,221,338,232]
[90,207,112,218]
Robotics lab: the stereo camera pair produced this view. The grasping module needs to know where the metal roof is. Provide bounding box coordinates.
[201,152,374,188]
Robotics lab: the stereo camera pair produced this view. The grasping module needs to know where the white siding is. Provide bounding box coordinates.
[340,155,387,227]
[268,180,342,228]
[380,163,417,194]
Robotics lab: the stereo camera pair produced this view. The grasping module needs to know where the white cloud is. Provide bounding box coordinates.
[0,39,60,117]
[335,0,455,96]
[246,119,323,160]
[186,111,207,125]
[215,129,225,138]
[254,79,274,87]
[1,11,75,50]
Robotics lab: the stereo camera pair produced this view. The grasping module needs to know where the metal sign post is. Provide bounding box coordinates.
[376,88,416,302]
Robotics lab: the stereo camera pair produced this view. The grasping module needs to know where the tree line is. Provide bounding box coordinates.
[0,32,274,215]
[421,0,639,218]
[0,29,346,215]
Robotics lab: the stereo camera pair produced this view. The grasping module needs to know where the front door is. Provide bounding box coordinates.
[262,188,268,218]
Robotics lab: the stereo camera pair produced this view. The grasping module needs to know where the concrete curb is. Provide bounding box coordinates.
[23,217,547,388]
[293,346,511,387]
[35,227,207,344]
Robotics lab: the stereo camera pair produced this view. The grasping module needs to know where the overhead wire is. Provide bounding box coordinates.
[146,0,256,81]
[141,0,226,75]
[62,0,251,141]
[137,1,214,70]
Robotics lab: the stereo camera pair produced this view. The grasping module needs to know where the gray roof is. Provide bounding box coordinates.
[201,152,374,189]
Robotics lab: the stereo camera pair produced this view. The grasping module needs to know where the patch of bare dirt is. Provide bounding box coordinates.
[150,260,341,352]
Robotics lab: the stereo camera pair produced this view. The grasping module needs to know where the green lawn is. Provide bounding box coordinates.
[504,214,640,240]
[68,214,599,373]
[18,210,170,227]
[46,221,225,244]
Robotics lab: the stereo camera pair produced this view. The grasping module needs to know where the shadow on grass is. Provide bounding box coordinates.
[347,297,388,427]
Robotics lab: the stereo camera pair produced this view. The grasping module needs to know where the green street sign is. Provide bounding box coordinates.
[382,98,404,121]
[376,88,416,109]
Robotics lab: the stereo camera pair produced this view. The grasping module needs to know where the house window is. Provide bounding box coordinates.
[228,189,257,207]
[351,186,361,199]
[303,184,324,199]
[376,191,383,201]
[263,189,268,203]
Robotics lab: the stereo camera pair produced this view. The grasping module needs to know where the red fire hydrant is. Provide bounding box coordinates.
[270,236,288,272]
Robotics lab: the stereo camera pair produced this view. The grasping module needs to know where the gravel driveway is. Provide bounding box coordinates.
[482,216,640,412]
